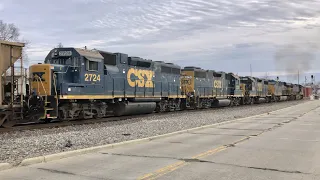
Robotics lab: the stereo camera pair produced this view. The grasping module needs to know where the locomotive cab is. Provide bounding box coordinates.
[263,79,269,96]
[226,73,241,96]
[29,48,105,120]
[181,67,213,97]
[212,71,227,98]
[260,79,270,99]
[181,66,214,109]
[240,76,255,96]
[284,83,295,100]
[255,78,265,97]
[292,84,302,100]
[240,76,264,98]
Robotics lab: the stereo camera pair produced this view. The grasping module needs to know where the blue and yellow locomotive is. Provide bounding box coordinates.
[29,47,184,121]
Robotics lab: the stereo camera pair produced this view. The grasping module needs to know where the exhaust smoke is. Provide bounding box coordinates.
[274,43,318,82]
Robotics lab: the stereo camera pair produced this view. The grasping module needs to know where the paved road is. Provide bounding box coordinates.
[1,100,320,180]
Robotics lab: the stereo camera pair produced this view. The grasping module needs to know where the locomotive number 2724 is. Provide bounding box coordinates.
[84,73,101,82]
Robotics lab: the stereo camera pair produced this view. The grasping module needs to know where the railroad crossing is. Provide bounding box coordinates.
[0,100,319,180]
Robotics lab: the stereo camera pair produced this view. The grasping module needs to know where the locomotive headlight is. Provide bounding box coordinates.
[53,49,58,56]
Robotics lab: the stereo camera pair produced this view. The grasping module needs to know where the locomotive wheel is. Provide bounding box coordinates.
[229,98,235,107]
[248,98,253,105]
[155,105,161,113]
[234,98,240,106]
[240,98,245,105]
[0,113,6,127]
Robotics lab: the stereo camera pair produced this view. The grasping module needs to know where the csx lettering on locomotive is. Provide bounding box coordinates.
[181,75,192,85]
[257,83,263,91]
[127,68,154,88]
[214,80,222,88]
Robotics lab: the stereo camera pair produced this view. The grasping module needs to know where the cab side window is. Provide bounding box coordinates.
[87,60,99,71]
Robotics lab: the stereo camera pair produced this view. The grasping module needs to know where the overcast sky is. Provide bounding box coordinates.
[0,0,320,80]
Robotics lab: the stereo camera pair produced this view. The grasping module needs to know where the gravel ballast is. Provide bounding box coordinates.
[0,100,306,165]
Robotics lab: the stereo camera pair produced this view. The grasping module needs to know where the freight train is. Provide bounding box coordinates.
[0,47,304,128]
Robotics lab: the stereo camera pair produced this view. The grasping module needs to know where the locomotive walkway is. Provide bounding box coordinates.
[1,100,320,180]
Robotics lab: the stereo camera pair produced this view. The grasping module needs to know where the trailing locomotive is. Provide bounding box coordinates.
[0,47,305,128]
[181,67,243,108]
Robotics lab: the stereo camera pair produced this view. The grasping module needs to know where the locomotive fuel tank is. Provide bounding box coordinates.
[211,99,231,107]
[113,102,156,116]
[258,98,266,103]
[216,99,231,107]
[280,96,288,101]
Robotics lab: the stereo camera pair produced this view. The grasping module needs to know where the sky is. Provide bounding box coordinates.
[0,0,320,83]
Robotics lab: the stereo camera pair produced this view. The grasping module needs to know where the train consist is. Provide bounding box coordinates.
[0,47,305,128]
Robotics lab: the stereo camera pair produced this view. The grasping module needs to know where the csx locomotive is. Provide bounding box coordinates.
[0,47,304,127]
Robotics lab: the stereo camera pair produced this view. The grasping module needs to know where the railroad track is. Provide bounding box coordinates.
[0,100,306,133]
[0,114,152,133]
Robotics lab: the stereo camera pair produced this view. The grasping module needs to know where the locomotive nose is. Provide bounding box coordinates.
[29,64,52,96]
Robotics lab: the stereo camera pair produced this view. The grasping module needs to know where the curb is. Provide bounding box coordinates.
[1,100,310,171]
[20,156,45,166]
[0,163,12,171]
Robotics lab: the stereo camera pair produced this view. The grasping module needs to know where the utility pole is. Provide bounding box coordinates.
[250,64,252,77]
[305,76,307,85]
[298,70,300,84]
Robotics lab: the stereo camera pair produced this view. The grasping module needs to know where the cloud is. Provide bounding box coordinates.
[1,0,320,75]
[0,3,3,11]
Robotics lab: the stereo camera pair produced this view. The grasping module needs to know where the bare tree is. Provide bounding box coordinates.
[0,20,29,66]
[21,40,31,66]
[0,20,20,41]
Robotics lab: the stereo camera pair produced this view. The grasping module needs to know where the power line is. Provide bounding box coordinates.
[26,49,51,53]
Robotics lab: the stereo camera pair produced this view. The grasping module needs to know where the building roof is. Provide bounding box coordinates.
[0,40,25,47]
